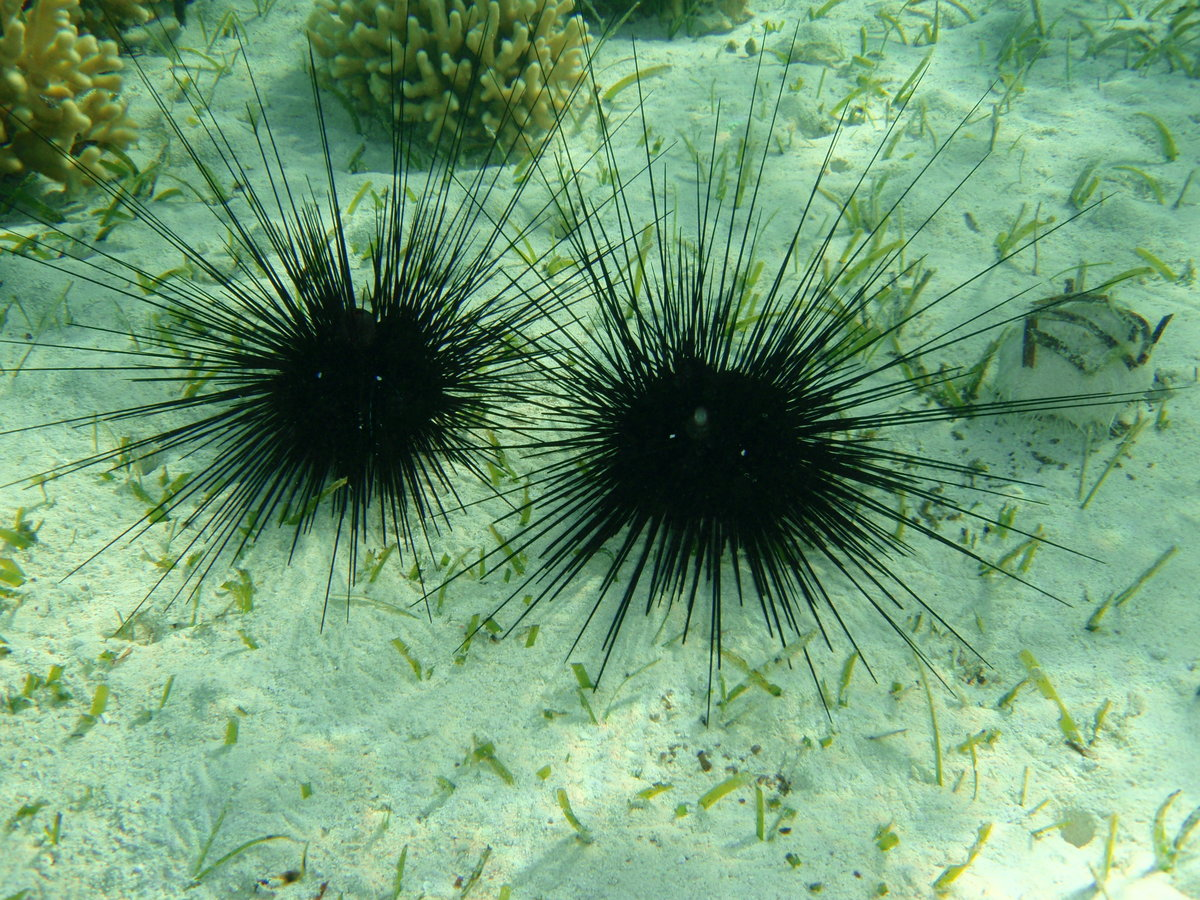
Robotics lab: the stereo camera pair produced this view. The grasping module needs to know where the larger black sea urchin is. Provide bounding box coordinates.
[470,50,1156,712]
[0,24,588,625]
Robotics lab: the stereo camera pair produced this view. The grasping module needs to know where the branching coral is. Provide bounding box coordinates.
[0,0,137,187]
[75,0,193,38]
[76,0,153,36]
[307,0,590,146]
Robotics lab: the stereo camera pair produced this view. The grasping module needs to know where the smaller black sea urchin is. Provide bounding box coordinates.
[0,23,586,625]
[466,47,1158,716]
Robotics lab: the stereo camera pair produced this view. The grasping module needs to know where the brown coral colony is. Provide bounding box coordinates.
[307,0,590,145]
[1,0,136,187]
[2,0,590,191]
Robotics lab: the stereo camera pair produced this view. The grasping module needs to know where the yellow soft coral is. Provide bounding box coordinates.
[307,0,590,147]
[0,0,137,187]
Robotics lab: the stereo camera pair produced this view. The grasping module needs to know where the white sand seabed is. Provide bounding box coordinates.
[1,0,1198,897]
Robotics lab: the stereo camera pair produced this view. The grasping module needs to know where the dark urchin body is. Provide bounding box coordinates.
[476,52,1135,712]
[0,26,578,623]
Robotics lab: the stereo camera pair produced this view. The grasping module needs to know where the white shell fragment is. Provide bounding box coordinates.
[990,283,1171,432]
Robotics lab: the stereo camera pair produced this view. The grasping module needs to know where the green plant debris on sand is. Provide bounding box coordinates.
[1081,413,1151,510]
[956,729,1000,800]
[698,772,752,810]
[715,638,813,724]
[469,739,516,785]
[933,822,993,894]
[1018,650,1087,749]
[1086,544,1177,630]
[1089,813,1119,892]
[0,556,24,598]
[754,784,765,840]
[994,202,1056,265]
[979,526,1044,578]
[0,508,41,610]
[190,804,292,884]
[630,782,673,809]
[389,844,408,900]
[919,661,944,787]
[4,663,71,715]
[1134,111,1180,161]
[390,637,430,681]
[556,788,593,843]
[721,650,783,700]
[874,821,900,851]
[458,845,493,896]
[570,661,599,724]
[602,64,672,103]
[1153,790,1200,872]
[1078,2,1200,77]
[218,568,255,615]
[70,684,109,738]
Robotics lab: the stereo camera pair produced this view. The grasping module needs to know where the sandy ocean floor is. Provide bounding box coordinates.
[1,0,1198,897]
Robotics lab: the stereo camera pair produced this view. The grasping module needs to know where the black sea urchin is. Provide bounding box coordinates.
[467,47,1159,714]
[0,21,586,625]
